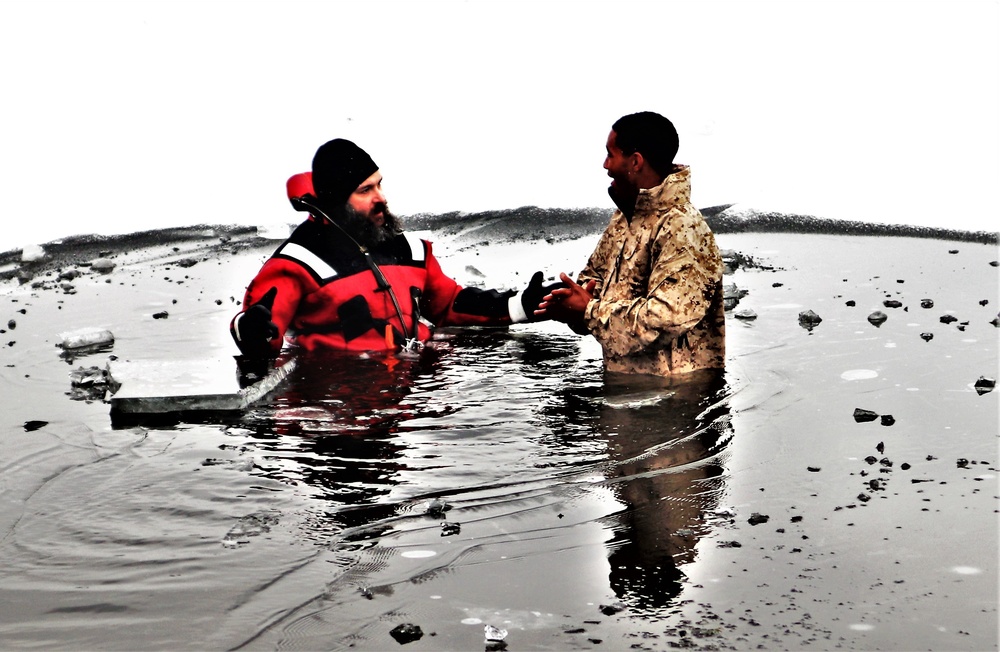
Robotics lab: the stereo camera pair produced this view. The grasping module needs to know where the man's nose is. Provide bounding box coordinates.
[373,187,387,204]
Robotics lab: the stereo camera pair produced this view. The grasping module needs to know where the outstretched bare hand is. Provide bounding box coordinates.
[534,272,596,327]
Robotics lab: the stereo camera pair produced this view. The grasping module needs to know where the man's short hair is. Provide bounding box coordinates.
[612,112,679,177]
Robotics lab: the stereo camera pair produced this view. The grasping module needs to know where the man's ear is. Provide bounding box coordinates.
[629,151,646,174]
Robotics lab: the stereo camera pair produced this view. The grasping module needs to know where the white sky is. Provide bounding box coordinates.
[1,0,998,252]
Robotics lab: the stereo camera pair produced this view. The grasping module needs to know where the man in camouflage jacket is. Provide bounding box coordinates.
[538,112,725,376]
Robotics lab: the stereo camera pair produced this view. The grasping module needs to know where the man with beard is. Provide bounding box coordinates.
[230,138,558,358]
[537,112,726,376]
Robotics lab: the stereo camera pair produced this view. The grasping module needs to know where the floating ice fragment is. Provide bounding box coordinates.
[222,511,279,547]
[798,309,822,326]
[485,624,508,642]
[58,327,114,350]
[841,369,878,381]
[973,376,995,395]
[389,623,423,644]
[605,390,674,409]
[723,283,747,310]
[849,623,875,631]
[461,617,483,625]
[20,244,45,263]
[425,497,450,517]
[255,222,293,240]
[401,550,437,559]
[91,258,116,273]
[69,365,110,387]
[867,311,888,326]
[232,458,256,472]
[951,566,982,575]
[853,408,879,422]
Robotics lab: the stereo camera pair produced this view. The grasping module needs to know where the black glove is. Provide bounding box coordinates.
[512,271,567,323]
[231,287,280,358]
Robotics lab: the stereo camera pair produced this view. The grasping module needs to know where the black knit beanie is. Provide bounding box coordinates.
[311,139,379,206]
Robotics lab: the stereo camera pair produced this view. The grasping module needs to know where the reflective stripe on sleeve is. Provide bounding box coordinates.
[279,242,337,279]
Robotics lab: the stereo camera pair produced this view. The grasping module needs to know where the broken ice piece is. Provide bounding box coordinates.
[69,365,109,387]
[91,258,116,273]
[974,376,995,395]
[425,498,450,517]
[20,244,45,263]
[853,408,879,423]
[600,602,626,615]
[484,624,508,642]
[441,522,461,537]
[867,311,888,326]
[58,327,114,350]
[389,623,423,644]
[798,310,822,326]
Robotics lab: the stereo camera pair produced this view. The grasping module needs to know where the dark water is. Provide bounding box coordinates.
[0,228,996,651]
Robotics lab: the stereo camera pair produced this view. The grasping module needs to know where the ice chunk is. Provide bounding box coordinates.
[91,258,116,273]
[107,356,296,419]
[484,624,508,642]
[20,244,45,263]
[57,327,114,350]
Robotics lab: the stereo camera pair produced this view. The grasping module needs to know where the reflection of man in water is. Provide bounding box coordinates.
[599,370,731,609]
[538,112,726,376]
[242,350,451,526]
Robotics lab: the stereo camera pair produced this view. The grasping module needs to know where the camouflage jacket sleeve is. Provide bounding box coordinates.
[577,224,617,295]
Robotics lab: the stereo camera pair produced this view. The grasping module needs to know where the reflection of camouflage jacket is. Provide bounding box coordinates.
[579,166,725,376]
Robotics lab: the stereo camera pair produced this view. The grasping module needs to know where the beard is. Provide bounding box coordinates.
[336,203,403,248]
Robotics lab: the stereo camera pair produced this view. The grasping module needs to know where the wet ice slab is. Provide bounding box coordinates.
[108,357,295,417]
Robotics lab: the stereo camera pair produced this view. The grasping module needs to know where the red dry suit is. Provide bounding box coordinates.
[233,216,515,355]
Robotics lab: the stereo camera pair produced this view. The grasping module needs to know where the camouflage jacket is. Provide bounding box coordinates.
[579,166,726,376]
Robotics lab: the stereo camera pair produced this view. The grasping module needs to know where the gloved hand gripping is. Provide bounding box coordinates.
[231,287,280,358]
[509,271,567,323]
